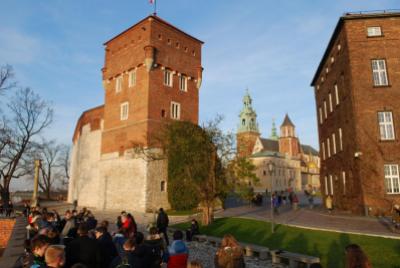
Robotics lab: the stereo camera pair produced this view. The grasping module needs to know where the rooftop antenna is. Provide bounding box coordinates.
[149,0,157,16]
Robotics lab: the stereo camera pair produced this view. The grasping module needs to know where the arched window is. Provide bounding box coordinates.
[242,119,245,126]
[160,181,166,192]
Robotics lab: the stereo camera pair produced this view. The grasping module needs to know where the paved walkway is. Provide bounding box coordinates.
[219,203,399,239]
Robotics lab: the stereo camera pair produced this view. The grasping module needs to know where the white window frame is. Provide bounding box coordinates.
[120,102,129,121]
[164,69,173,87]
[329,175,334,195]
[321,141,325,160]
[334,84,339,105]
[342,171,346,195]
[367,26,382,37]
[170,101,181,120]
[128,69,136,88]
[384,164,400,194]
[332,133,336,154]
[115,76,122,93]
[329,93,333,113]
[327,138,331,158]
[323,100,327,119]
[324,176,329,195]
[371,59,388,86]
[339,128,343,151]
[378,111,395,140]
[319,107,323,124]
[179,75,187,92]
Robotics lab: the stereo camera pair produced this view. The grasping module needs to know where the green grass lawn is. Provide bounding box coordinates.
[173,217,400,268]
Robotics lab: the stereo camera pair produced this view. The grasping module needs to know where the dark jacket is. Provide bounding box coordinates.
[97,233,118,268]
[156,211,169,230]
[131,244,152,268]
[66,235,102,268]
[144,238,165,268]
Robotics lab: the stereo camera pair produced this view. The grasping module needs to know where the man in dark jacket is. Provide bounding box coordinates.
[156,208,169,245]
[65,223,102,268]
[95,226,118,268]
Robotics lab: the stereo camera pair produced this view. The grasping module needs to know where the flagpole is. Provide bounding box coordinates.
[154,0,157,16]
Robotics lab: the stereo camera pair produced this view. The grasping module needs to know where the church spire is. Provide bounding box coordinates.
[237,89,259,134]
[270,119,278,140]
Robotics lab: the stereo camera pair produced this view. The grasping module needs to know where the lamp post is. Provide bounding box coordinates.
[32,159,41,207]
[267,161,276,233]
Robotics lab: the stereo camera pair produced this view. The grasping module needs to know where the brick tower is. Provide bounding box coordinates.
[237,90,260,157]
[278,114,300,157]
[68,15,203,212]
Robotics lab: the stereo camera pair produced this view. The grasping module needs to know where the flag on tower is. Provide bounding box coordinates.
[149,0,154,4]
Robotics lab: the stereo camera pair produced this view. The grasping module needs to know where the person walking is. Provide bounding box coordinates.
[6,200,13,217]
[157,208,170,245]
[325,195,333,214]
[272,193,280,215]
[292,193,299,211]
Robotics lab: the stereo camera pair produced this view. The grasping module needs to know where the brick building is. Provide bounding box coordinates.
[237,91,320,193]
[68,15,203,212]
[311,11,400,215]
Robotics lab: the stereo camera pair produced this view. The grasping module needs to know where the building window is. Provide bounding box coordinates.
[115,76,122,92]
[327,138,331,158]
[161,109,166,118]
[334,84,339,106]
[324,176,328,195]
[263,170,266,176]
[128,69,136,87]
[329,175,334,195]
[161,181,166,192]
[342,171,346,195]
[338,128,343,151]
[179,75,187,91]
[120,102,129,120]
[337,44,341,51]
[164,69,173,87]
[170,102,180,120]
[384,164,400,194]
[322,141,325,160]
[378,111,395,140]
[323,100,327,119]
[319,107,323,124]
[371,59,388,86]
[367,26,382,37]
[332,133,336,154]
[329,93,333,113]
[331,56,335,63]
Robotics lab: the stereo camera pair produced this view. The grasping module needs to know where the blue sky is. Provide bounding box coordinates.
[1,0,398,150]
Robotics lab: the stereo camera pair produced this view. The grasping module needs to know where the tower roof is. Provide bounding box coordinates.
[281,114,295,127]
[237,89,259,134]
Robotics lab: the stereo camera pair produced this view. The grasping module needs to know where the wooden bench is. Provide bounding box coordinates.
[271,250,320,268]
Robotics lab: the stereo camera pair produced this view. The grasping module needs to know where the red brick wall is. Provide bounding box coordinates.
[237,132,260,158]
[100,16,202,154]
[0,219,15,255]
[314,14,400,215]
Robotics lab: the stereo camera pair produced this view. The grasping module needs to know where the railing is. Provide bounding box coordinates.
[344,9,400,16]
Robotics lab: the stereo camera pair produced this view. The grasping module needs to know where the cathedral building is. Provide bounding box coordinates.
[237,91,320,192]
[68,15,203,212]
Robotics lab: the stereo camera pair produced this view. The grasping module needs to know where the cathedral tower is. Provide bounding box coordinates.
[237,90,260,157]
[278,114,300,157]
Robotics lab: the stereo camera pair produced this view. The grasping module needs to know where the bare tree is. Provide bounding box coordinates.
[0,88,53,203]
[0,65,16,94]
[57,144,71,188]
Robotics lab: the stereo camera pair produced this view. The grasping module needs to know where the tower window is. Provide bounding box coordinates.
[179,75,187,91]
[192,50,196,56]
[161,181,166,192]
[115,76,122,93]
[334,84,339,105]
[158,34,162,40]
[164,69,173,87]
[167,39,171,45]
[371,59,388,86]
[120,102,129,121]
[161,109,166,118]
[242,119,245,126]
[176,42,180,48]
[170,102,181,120]
[367,26,382,37]
[128,69,136,87]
